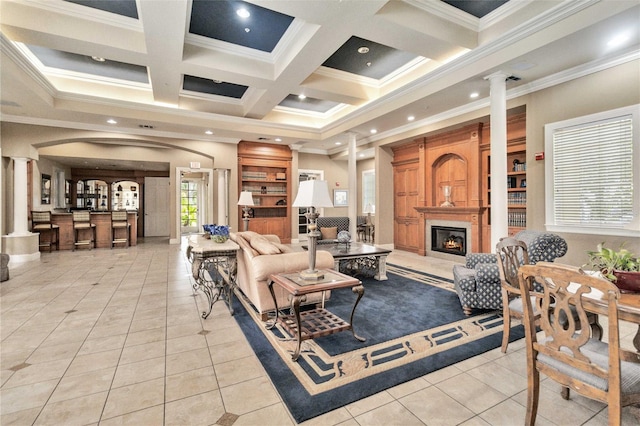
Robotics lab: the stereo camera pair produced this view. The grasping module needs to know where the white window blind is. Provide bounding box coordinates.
[553,116,633,226]
[362,169,375,212]
[545,104,639,236]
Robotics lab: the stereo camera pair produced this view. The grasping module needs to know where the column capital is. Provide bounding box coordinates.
[484,71,509,82]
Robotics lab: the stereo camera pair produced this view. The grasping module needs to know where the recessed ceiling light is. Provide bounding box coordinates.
[107,119,117,124]
[335,142,342,145]
[244,27,251,33]
[366,62,372,67]
[275,138,282,142]
[91,56,106,62]
[370,129,377,134]
[236,8,250,18]
[298,94,306,100]
[608,33,630,48]
[205,130,213,135]
[357,46,369,54]
[359,153,365,157]
[407,115,415,122]
[470,92,479,99]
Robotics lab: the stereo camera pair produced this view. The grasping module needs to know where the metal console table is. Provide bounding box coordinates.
[186,235,239,318]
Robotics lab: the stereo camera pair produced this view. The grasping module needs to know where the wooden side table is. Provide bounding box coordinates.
[267,269,365,361]
[186,235,239,318]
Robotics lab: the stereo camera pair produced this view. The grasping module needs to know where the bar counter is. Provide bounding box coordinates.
[50,212,138,250]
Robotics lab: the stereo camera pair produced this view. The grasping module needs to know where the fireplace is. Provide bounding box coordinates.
[431,225,467,256]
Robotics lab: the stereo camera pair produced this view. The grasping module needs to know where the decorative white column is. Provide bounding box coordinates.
[485,71,509,251]
[11,157,30,236]
[3,156,40,263]
[216,168,229,226]
[347,133,358,239]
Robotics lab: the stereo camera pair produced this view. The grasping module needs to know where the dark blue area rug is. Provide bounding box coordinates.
[232,264,524,423]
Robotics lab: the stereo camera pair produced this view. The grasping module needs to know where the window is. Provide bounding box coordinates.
[545,104,639,236]
[362,169,375,213]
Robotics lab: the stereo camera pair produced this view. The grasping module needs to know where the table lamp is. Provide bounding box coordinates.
[292,180,333,280]
[363,203,375,224]
[237,191,255,231]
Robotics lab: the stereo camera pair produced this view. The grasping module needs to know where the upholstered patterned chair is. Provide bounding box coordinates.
[316,216,350,245]
[453,230,568,315]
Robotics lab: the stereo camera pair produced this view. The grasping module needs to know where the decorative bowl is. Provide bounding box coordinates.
[337,230,351,243]
[211,235,228,243]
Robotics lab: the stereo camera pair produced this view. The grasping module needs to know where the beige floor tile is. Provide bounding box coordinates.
[466,361,528,396]
[2,358,72,389]
[354,400,423,426]
[205,324,246,346]
[101,377,165,420]
[386,377,431,399]
[112,356,165,388]
[166,321,204,340]
[49,366,116,403]
[219,376,281,416]
[299,407,353,426]
[26,340,83,364]
[438,373,509,413]
[214,355,265,388]
[344,391,395,418]
[209,339,254,364]
[166,333,208,355]
[477,397,529,426]
[399,386,475,425]
[164,390,226,426]
[118,340,166,365]
[65,348,121,376]
[234,403,295,426]
[34,391,108,425]
[124,326,166,347]
[165,366,219,402]
[0,407,42,425]
[165,347,212,376]
[77,334,127,356]
[98,405,165,425]
[0,379,58,415]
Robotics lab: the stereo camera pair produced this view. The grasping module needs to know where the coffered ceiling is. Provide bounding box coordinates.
[1,0,638,166]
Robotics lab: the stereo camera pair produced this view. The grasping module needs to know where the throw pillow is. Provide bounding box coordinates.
[320,226,338,240]
[250,235,282,255]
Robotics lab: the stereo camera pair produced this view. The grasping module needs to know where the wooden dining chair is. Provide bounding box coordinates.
[497,237,602,353]
[517,262,640,426]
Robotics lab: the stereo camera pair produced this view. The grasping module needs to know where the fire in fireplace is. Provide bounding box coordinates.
[431,226,467,256]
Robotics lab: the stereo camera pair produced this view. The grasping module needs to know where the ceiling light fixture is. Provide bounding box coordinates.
[107,119,117,124]
[608,33,630,48]
[357,46,369,54]
[91,56,106,62]
[244,28,251,33]
[335,142,342,145]
[236,8,250,18]
[470,92,479,99]
[370,129,377,134]
[205,130,213,135]
[298,94,306,100]
[275,138,282,142]
[407,115,415,121]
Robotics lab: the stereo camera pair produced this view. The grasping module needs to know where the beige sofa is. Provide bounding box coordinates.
[230,231,334,321]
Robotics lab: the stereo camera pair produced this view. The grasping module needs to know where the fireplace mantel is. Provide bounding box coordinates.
[414,206,486,256]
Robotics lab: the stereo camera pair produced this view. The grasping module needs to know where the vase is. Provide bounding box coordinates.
[211,235,228,243]
[613,270,640,293]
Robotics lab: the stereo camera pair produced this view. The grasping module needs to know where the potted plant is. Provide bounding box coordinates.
[585,243,640,293]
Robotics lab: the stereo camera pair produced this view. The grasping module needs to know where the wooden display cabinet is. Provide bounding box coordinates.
[238,141,292,243]
[481,137,527,251]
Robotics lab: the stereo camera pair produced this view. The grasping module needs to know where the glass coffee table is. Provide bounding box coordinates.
[304,242,392,280]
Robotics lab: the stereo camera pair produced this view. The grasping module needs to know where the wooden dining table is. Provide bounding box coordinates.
[570,282,640,351]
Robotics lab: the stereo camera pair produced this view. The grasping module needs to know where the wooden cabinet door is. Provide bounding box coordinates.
[393,163,420,252]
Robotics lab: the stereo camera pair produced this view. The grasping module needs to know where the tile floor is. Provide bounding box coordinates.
[1,237,639,425]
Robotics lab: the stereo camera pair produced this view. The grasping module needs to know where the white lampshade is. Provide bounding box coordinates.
[237,191,255,206]
[363,203,375,214]
[292,180,333,208]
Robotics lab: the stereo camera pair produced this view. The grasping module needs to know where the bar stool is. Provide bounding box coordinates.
[72,210,96,250]
[31,211,59,252]
[111,211,130,248]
